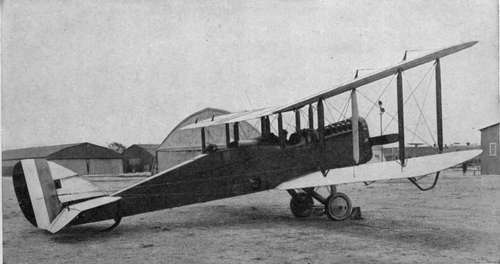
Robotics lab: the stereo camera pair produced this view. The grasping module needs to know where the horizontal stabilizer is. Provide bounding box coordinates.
[276,149,481,190]
[47,196,121,233]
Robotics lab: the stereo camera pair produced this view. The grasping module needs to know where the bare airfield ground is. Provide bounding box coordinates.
[3,170,500,264]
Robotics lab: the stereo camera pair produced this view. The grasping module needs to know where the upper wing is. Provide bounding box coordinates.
[180,41,477,130]
[181,106,278,130]
[275,41,477,112]
[276,149,482,190]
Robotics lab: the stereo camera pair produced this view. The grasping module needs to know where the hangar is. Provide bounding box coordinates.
[2,142,124,176]
[480,122,500,175]
[122,144,158,173]
[156,108,260,171]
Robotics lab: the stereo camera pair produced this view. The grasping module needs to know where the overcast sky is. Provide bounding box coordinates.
[2,0,499,150]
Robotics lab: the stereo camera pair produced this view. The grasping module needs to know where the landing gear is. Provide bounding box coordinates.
[289,192,314,217]
[325,192,352,221]
[287,186,353,221]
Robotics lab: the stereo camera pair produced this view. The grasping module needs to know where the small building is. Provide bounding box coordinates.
[480,122,500,175]
[2,142,124,176]
[156,107,260,171]
[122,144,158,173]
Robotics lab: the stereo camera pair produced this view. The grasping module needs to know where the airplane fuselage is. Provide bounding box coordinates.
[72,118,372,225]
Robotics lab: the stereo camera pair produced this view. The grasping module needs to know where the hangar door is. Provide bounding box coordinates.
[88,159,123,175]
[52,159,123,175]
[52,159,88,175]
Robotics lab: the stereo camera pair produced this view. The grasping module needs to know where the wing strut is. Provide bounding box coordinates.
[260,116,271,138]
[201,127,206,153]
[295,109,301,132]
[233,122,240,146]
[317,98,325,146]
[225,123,230,147]
[396,70,405,166]
[278,113,285,148]
[435,59,443,153]
[308,104,314,129]
[351,89,360,164]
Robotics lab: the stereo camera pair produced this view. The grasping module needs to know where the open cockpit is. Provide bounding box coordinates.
[202,117,362,153]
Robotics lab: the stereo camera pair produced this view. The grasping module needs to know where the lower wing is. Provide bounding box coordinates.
[276,149,481,190]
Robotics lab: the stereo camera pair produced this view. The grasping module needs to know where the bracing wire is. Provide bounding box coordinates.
[282,115,295,129]
[363,75,396,119]
[357,90,434,146]
[205,127,213,144]
[240,121,253,139]
[338,96,351,121]
[323,100,335,123]
[325,100,343,122]
[269,115,278,133]
[410,73,433,144]
[299,109,308,123]
[382,64,436,132]
[406,69,437,145]
[325,99,343,115]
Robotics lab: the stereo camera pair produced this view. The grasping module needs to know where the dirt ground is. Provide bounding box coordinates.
[3,170,500,264]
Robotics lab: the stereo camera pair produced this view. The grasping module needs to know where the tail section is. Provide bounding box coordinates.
[12,159,120,233]
[12,159,63,229]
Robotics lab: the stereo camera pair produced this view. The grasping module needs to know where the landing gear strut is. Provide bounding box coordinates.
[288,186,353,221]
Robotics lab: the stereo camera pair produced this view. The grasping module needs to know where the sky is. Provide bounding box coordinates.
[2,0,499,150]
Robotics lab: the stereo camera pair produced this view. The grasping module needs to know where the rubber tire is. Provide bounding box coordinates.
[290,193,314,218]
[325,192,352,221]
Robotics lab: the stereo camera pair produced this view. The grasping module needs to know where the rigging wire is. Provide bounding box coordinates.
[326,100,343,115]
[323,100,335,123]
[240,121,252,139]
[338,96,351,122]
[325,100,343,122]
[382,63,436,132]
[409,74,432,143]
[356,89,434,146]
[363,75,396,119]
[282,114,295,129]
[269,115,278,133]
[204,127,214,144]
[299,108,309,124]
[406,69,437,145]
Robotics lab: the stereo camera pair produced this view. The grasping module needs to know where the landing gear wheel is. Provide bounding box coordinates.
[290,193,314,217]
[325,192,352,221]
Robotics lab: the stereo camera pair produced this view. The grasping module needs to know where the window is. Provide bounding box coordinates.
[489,143,497,156]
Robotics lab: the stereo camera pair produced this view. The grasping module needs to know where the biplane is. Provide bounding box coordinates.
[12,41,481,233]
